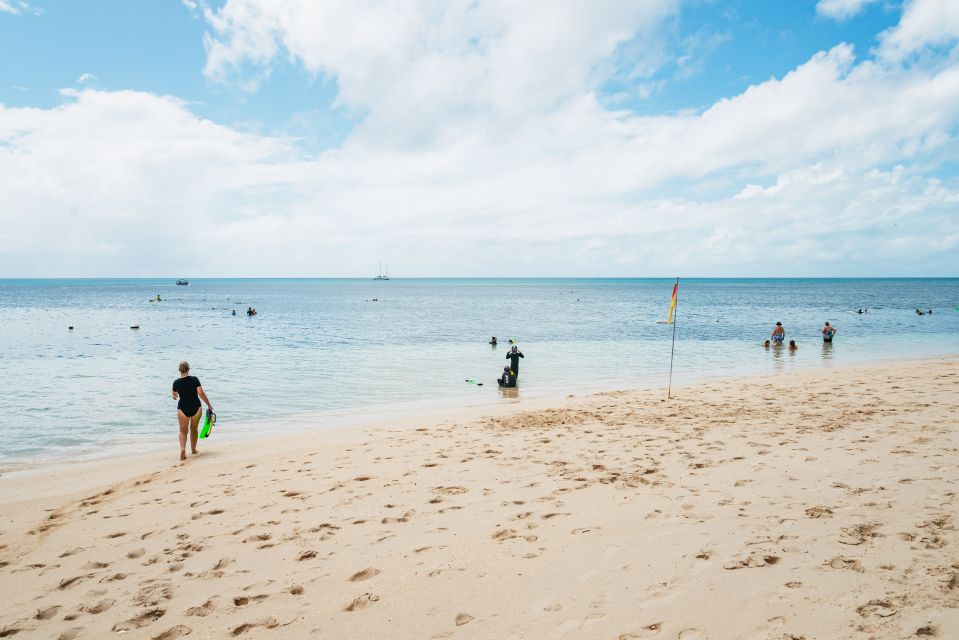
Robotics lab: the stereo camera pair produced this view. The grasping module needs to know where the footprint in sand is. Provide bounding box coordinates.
[677,630,705,640]
[58,574,91,590]
[455,613,473,626]
[617,622,662,637]
[35,605,61,619]
[826,556,864,572]
[431,486,468,495]
[112,607,166,631]
[243,533,271,543]
[151,625,192,639]
[231,617,279,635]
[856,599,897,618]
[723,554,779,570]
[184,599,216,617]
[344,593,379,612]
[349,567,380,582]
[82,599,115,614]
[101,572,128,582]
[804,506,834,518]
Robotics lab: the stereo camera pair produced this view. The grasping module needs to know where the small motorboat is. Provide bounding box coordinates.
[176,279,189,286]
[130,324,140,330]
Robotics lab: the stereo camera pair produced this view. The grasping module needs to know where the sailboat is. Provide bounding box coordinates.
[374,262,390,280]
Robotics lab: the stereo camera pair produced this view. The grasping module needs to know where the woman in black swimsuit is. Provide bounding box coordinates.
[171,361,213,461]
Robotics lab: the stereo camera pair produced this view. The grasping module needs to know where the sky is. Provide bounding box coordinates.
[1,0,958,277]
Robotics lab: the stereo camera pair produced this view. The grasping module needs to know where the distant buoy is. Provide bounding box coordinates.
[68,326,74,330]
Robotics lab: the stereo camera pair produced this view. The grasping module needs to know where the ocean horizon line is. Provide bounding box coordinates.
[2,275,957,282]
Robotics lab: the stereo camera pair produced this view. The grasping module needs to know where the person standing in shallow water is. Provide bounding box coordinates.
[171,361,213,461]
[506,345,525,379]
[821,321,837,343]
[771,322,785,345]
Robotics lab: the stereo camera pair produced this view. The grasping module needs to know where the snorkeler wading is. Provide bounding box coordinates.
[506,345,525,379]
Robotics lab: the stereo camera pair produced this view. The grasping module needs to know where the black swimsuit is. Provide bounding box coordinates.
[172,375,202,417]
[506,351,524,377]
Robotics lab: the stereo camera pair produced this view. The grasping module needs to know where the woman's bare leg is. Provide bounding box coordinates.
[189,411,201,454]
[177,410,190,461]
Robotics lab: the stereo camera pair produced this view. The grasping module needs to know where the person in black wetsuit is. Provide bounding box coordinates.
[171,360,213,461]
[497,366,517,388]
[506,345,525,379]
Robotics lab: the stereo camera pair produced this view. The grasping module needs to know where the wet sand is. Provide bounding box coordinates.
[1,357,957,639]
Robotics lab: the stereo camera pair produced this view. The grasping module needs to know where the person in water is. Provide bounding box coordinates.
[771,322,785,344]
[763,339,771,348]
[171,361,213,461]
[821,321,837,342]
[489,336,497,345]
[506,345,525,378]
[497,366,517,388]
[788,340,798,350]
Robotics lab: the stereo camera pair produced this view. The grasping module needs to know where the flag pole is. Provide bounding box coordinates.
[667,277,679,399]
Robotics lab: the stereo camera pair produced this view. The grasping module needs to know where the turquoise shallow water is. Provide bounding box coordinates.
[1,278,957,463]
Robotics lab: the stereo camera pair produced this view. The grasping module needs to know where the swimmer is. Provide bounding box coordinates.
[171,361,213,461]
[788,340,797,350]
[821,321,837,343]
[497,366,517,388]
[232,309,236,316]
[857,308,863,314]
[506,345,525,379]
[489,336,497,346]
[763,340,771,348]
[771,322,785,345]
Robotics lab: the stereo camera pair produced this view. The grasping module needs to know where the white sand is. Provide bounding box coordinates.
[1,357,957,639]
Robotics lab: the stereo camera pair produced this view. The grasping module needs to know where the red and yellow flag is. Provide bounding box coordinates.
[667,278,678,324]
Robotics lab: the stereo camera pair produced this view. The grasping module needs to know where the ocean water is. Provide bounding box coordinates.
[1,278,957,464]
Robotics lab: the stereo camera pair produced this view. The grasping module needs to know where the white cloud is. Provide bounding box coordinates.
[0,0,39,15]
[1,0,959,276]
[816,0,880,21]
[877,0,959,61]
[76,73,98,84]
[201,0,678,144]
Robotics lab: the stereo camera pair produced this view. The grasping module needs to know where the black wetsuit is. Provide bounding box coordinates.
[172,375,202,417]
[506,350,524,377]
[497,371,517,388]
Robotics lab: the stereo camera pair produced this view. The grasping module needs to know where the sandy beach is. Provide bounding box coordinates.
[1,357,957,639]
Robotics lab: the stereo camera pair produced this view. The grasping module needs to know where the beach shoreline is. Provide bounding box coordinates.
[2,357,957,639]
[5,349,955,474]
